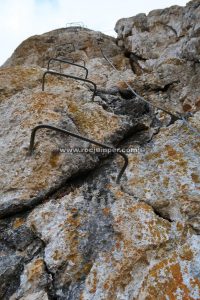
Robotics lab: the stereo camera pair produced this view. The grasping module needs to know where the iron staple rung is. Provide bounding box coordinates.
[42,70,96,101]
[29,124,128,184]
[53,57,74,73]
[56,57,75,63]
[55,57,86,67]
[47,58,88,79]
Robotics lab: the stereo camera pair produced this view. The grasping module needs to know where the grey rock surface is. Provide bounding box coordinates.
[0,1,200,299]
[115,0,200,114]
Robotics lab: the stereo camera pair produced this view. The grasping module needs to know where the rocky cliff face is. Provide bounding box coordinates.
[0,1,200,299]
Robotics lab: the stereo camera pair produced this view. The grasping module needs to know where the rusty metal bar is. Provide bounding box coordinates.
[57,57,74,63]
[47,58,88,79]
[49,57,74,73]
[42,70,96,101]
[29,124,128,183]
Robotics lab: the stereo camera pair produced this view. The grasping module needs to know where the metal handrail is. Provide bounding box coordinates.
[56,57,74,63]
[66,22,87,28]
[28,124,128,183]
[47,58,88,79]
[42,70,97,101]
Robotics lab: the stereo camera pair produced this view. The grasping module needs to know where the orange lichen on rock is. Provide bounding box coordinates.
[0,66,43,101]
[27,258,45,282]
[67,101,121,140]
[12,217,25,229]
[138,250,200,300]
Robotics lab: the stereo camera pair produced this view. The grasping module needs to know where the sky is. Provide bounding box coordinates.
[0,0,189,65]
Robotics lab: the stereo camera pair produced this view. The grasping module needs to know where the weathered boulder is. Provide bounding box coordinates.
[10,257,51,300]
[0,1,200,299]
[0,68,136,217]
[115,0,200,113]
[123,112,200,231]
[3,29,121,68]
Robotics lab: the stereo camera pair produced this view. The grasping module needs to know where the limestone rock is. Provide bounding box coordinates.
[123,112,200,231]
[136,235,200,299]
[3,29,121,68]
[0,55,136,218]
[0,1,200,299]
[0,254,23,299]
[10,257,51,300]
[115,0,200,113]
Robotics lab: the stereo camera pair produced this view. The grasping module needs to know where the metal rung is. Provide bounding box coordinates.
[29,124,128,184]
[47,58,88,79]
[42,70,96,101]
[50,57,74,73]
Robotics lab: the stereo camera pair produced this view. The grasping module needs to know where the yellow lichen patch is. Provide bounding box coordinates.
[12,217,25,229]
[49,213,93,281]
[67,101,120,140]
[103,260,135,295]
[114,190,125,199]
[190,278,200,292]
[27,258,45,282]
[145,151,161,160]
[42,73,67,88]
[165,145,181,158]
[163,58,184,66]
[88,270,98,294]
[176,222,185,232]
[28,92,57,113]
[0,66,42,101]
[112,55,129,70]
[167,164,176,171]
[179,245,194,261]
[67,213,81,228]
[98,240,146,299]
[41,211,54,221]
[49,151,61,168]
[102,207,111,216]
[9,149,64,193]
[53,250,63,261]
[128,202,153,214]
[163,177,170,188]
[112,201,171,251]
[138,253,200,299]
[127,155,140,166]
[128,176,145,186]
[116,81,130,89]
[18,92,66,129]
[157,158,165,164]
[191,173,200,184]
